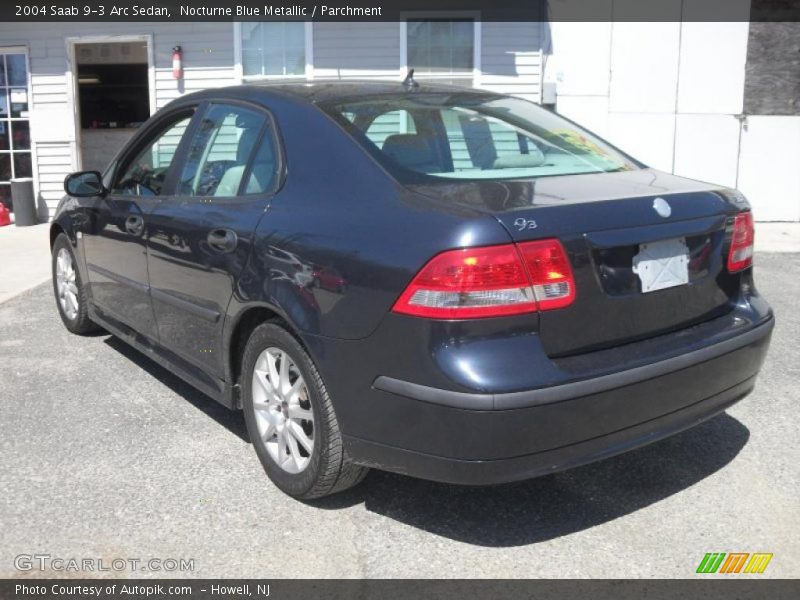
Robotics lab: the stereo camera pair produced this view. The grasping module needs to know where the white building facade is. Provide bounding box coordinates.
[0,17,796,222]
[544,20,800,222]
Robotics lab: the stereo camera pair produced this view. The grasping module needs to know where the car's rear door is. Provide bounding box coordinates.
[82,107,196,339]
[145,100,282,378]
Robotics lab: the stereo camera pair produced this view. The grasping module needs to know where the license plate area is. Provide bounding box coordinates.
[632,238,689,293]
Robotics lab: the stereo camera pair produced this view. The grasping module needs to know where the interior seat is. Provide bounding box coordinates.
[214,127,261,197]
[381,134,443,174]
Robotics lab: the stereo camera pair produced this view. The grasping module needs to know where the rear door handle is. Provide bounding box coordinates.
[125,215,144,236]
[207,228,238,254]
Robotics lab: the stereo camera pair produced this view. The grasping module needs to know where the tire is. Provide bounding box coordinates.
[52,233,101,335]
[241,321,368,499]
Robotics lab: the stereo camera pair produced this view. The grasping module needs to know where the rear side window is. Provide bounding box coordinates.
[177,103,280,197]
[324,94,637,181]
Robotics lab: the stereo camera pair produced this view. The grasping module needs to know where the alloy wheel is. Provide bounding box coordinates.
[251,347,315,474]
[56,247,79,320]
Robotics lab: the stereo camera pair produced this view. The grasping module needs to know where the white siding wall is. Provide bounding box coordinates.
[1,21,544,219]
[311,21,544,103]
[480,22,543,102]
[313,22,401,79]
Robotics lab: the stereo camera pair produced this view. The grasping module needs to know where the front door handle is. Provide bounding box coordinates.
[125,215,144,237]
[207,228,238,254]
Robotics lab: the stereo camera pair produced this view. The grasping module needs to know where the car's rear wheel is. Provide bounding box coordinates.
[52,233,100,335]
[241,321,367,499]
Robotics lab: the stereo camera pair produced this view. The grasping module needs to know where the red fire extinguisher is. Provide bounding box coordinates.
[0,203,11,227]
[172,45,183,79]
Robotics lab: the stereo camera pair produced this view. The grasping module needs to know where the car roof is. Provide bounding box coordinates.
[175,79,504,108]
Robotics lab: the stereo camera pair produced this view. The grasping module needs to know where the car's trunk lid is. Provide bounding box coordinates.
[408,169,746,356]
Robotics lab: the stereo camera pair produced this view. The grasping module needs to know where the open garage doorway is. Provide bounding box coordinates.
[67,36,155,172]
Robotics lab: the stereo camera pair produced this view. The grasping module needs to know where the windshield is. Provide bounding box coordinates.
[322,93,639,181]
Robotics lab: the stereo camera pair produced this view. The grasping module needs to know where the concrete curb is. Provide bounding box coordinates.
[0,223,52,305]
[755,223,800,253]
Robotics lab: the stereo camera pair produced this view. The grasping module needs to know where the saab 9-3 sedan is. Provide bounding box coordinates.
[52,80,773,499]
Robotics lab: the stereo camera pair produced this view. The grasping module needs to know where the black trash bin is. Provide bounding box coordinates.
[11,177,36,227]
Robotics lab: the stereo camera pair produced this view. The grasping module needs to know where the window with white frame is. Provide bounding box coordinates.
[0,48,31,213]
[241,22,307,78]
[405,19,475,84]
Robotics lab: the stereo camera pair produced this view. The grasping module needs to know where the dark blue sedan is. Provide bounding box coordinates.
[52,80,773,499]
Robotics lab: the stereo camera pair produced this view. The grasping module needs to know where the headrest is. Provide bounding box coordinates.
[381,134,439,172]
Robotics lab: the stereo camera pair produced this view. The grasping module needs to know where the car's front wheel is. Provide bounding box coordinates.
[241,321,367,499]
[52,233,100,335]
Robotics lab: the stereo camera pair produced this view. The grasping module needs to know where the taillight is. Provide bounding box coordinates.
[517,239,576,310]
[392,240,575,319]
[727,212,754,272]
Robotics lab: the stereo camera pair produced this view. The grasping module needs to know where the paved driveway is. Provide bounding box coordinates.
[1,253,798,578]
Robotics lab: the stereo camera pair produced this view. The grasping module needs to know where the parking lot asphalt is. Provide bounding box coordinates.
[1,253,798,579]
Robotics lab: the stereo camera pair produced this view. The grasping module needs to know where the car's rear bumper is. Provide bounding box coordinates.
[341,316,773,485]
[372,318,772,411]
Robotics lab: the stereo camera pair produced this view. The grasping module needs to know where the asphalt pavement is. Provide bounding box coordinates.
[0,253,798,578]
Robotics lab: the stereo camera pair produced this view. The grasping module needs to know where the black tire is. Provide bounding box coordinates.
[241,320,368,499]
[51,233,101,335]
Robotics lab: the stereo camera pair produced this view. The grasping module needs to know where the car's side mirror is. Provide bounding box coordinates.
[64,171,106,198]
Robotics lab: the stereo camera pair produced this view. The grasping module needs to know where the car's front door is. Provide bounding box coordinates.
[82,108,195,339]
[145,101,281,378]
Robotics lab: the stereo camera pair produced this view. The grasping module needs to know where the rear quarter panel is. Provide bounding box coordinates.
[226,92,513,345]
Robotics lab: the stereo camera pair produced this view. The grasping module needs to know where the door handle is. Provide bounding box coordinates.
[207,228,238,254]
[125,215,144,237]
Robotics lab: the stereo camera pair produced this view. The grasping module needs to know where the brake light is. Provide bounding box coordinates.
[517,239,577,310]
[392,240,575,319]
[727,212,754,272]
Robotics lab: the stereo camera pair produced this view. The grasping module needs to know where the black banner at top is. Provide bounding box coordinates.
[3,0,800,22]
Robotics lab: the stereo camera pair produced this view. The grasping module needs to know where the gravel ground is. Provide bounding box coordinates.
[1,253,798,578]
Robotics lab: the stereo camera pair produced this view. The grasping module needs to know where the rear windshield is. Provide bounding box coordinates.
[322,93,638,181]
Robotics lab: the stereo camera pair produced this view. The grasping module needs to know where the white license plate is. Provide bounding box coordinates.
[632,238,689,293]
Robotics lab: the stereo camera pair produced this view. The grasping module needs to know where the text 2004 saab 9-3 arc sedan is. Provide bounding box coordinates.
[52,80,773,499]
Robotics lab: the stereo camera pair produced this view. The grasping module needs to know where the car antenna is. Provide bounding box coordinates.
[402,68,419,89]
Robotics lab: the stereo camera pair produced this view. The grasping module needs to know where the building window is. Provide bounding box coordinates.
[0,49,31,213]
[241,22,307,78]
[405,19,475,84]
